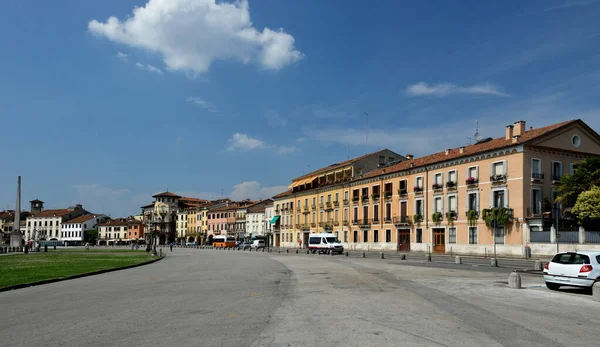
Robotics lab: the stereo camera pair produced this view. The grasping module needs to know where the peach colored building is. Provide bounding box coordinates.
[275,119,600,256]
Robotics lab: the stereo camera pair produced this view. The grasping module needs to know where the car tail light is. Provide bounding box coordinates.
[544,262,549,270]
[580,265,593,273]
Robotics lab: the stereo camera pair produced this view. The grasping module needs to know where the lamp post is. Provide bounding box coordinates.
[554,204,560,253]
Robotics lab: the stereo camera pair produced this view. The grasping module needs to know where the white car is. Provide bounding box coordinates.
[251,239,265,249]
[543,251,600,290]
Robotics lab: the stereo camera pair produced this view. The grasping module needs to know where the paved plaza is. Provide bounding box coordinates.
[1,248,598,347]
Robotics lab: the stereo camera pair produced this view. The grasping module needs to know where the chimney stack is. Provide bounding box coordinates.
[512,135,520,144]
[505,125,514,140]
[459,146,465,154]
[406,154,414,160]
[444,149,450,155]
[513,120,526,137]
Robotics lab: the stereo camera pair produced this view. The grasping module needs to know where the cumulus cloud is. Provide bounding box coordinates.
[230,181,287,201]
[227,133,266,151]
[88,0,303,75]
[186,97,217,112]
[405,82,509,97]
[116,52,128,61]
[134,62,163,74]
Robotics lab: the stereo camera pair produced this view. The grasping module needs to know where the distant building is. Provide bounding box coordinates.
[24,200,88,242]
[97,217,143,246]
[61,214,108,246]
[245,199,273,238]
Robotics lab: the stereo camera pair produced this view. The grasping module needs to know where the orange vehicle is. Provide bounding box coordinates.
[212,235,236,248]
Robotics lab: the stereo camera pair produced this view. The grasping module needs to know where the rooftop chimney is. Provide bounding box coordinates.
[75,204,82,210]
[406,154,414,160]
[512,135,520,144]
[444,149,450,155]
[505,125,514,140]
[459,146,465,154]
[513,120,526,137]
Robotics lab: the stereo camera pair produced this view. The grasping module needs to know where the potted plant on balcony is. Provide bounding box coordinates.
[432,212,442,224]
[466,177,478,185]
[371,193,380,200]
[446,181,456,189]
[384,191,392,199]
[491,174,506,182]
[446,211,457,221]
[482,207,510,228]
[413,214,422,224]
[361,195,369,202]
[352,196,359,203]
[432,183,443,190]
[414,185,423,193]
[398,188,407,196]
[466,209,478,225]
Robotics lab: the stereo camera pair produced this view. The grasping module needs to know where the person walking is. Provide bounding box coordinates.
[169,242,173,252]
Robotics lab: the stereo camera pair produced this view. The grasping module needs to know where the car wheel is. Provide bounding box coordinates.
[546,282,560,291]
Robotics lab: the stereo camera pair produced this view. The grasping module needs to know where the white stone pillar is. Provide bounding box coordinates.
[579,226,585,244]
[550,225,557,244]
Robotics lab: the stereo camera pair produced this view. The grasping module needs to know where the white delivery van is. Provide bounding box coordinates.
[251,239,266,249]
[308,233,344,255]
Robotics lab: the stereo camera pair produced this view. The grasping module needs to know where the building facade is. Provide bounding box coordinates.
[61,214,107,246]
[245,199,272,237]
[275,120,600,256]
[24,201,88,242]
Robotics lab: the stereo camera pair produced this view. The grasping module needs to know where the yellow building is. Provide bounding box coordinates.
[275,119,600,257]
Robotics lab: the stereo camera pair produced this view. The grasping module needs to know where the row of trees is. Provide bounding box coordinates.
[556,157,600,229]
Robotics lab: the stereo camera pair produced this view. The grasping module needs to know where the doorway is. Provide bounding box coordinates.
[275,233,281,247]
[433,228,445,253]
[397,229,410,252]
[400,201,407,222]
[303,232,309,249]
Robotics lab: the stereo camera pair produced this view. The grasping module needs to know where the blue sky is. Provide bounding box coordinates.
[1,0,599,217]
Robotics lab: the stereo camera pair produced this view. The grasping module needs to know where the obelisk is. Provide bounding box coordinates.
[10,176,23,248]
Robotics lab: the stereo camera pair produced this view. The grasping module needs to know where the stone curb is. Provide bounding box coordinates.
[0,255,166,293]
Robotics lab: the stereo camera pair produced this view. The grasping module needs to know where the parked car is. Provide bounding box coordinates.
[238,241,252,249]
[543,251,600,290]
[251,239,265,249]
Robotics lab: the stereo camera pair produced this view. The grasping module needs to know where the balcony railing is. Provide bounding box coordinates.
[343,220,349,226]
[398,188,408,197]
[384,215,392,223]
[465,177,478,186]
[275,209,280,213]
[531,173,544,181]
[310,222,316,227]
[361,195,369,203]
[325,202,333,210]
[432,183,443,191]
[302,206,310,213]
[446,181,457,189]
[333,221,340,226]
[301,224,310,231]
[343,199,350,206]
[384,191,392,200]
[319,203,324,209]
[311,204,317,210]
[414,186,423,194]
[490,174,507,183]
[371,194,380,200]
[446,211,457,220]
[352,219,359,225]
[393,216,411,225]
[333,200,340,207]
[324,223,333,230]
[359,219,371,228]
[552,174,562,182]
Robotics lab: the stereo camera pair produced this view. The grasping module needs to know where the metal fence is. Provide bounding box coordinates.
[556,230,579,244]
[530,231,551,243]
[586,231,600,244]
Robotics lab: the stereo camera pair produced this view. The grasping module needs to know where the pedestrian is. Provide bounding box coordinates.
[169,242,173,252]
[298,238,302,249]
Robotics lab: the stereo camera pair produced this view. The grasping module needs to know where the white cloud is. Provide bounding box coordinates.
[276,145,296,155]
[227,133,266,151]
[405,82,509,97]
[135,62,163,74]
[544,0,599,12]
[88,0,303,75]
[296,137,305,143]
[72,184,129,197]
[230,181,287,201]
[116,52,128,61]
[186,97,217,112]
[135,62,144,69]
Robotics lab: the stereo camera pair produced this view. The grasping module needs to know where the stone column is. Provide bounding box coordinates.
[550,225,557,244]
[579,226,585,244]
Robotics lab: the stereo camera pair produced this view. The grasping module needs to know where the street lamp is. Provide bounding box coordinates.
[553,204,560,253]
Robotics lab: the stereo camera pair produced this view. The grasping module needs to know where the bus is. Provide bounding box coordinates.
[212,235,236,248]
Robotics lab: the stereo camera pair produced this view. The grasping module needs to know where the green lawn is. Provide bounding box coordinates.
[0,252,155,289]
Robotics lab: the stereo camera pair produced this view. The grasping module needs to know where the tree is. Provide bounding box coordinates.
[555,157,600,209]
[84,230,99,244]
[571,186,600,229]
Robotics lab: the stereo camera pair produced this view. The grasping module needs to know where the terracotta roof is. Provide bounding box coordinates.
[363,119,577,179]
[180,197,207,203]
[152,191,182,198]
[247,199,272,213]
[140,203,154,208]
[293,149,391,182]
[30,209,76,218]
[61,214,103,224]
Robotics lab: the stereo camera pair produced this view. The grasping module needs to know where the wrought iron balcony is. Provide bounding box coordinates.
[393,216,411,225]
[445,181,457,189]
[465,177,478,186]
[531,173,544,181]
[343,199,350,206]
[333,200,340,207]
[384,191,393,200]
[414,186,423,194]
[398,188,408,197]
[490,174,507,183]
[432,183,443,191]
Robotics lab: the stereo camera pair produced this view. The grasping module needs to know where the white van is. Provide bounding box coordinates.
[251,239,266,249]
[308,233,344,255]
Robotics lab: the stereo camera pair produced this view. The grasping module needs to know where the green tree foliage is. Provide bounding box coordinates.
[555,157,600,209]
[571,186,600,227]
[84,230,99,244]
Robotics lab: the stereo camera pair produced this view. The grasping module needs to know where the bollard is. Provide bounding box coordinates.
[262,248,265,252]
[295,249,298,254]
[286,249,289,253]
[534,260,542,271]
[345,251,349,257]
[593,282,600,302]
[490,258,498,267]
[159,249,163,257]
[401,253,406,260]
[44,245,48,252]
[24,246,28,254]
[361,251,365,258]
[306,249,310,254]
[508,271,521,289]
[380,252,385,259]
[331,249,335,256]
[426,254,431,262]
[455,256,462,264]
[278,249,281,253]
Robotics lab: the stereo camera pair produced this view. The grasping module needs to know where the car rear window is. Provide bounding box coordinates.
[551,253,590,265]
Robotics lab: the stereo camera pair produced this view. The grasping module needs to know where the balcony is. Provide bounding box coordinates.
[393,216,411,225]
[384,215,392,223]
[432,183,443,191]
[301,224,310,231]
[490,174,507,183]
[372,218,380,224]
[343,199,350,206]
[311,204,317,211]
[446,211,457,221]
[371,193,380,201]
[465,177,478,187]
[383,191,392,200]
[531,173,544,182]
[414,186,423,194]
[398,188,408,197]
[275,208,280,214]
[412,214,423,224]
[359,219,371,228]
[333,221,340,226]
[445,181,457,190]
[319,203,324,209]
[333,200,340,207]
[361,195,369,203]
[432,212,443,223]
[302,206,310,213]
[352,219,359,225]
[343,220,349,226]
[323,222,333,230]
[325,202,333,210]
[311,222,317,227]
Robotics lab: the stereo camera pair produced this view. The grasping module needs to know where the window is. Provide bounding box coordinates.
[552,161,562,181]
[353,207,358,222]
[374,230,379,242]
[448,195,457,215]
[362,206,368,221]
[344,191,348,200]
[373,205,379,222]
[361,187,369,199]
[532,189,542,215]
[434,173,442,185]
[344,231,348,242]
[495,226,505,244]
[447,170,457,184]
[385,203,391,221]
[467,166,478,179]
[493,190,505,208]
[385,229,391,243]
[569,163,576,175]
[335,193,339,202]
[469,227,478,244]
[399,180,407,195]
[353,230,358,243]
[493,162,504,176]
[532,158,542,179]
[363,230,368,242]
[572,134,581,148]
[415,177,423,188]
[416,228,422,243]
[379,155,385,165]
[448,227,456,244]
[415,199,423,216]
[434,197,442,213]
[468,193,477,212]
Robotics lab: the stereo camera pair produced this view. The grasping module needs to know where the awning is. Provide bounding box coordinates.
[270,216,280,224]
[287,181,299,189]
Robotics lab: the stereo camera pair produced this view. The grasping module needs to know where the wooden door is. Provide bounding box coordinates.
[275,234,281,247]
[397,229,410,252]
[433,228,445,253]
